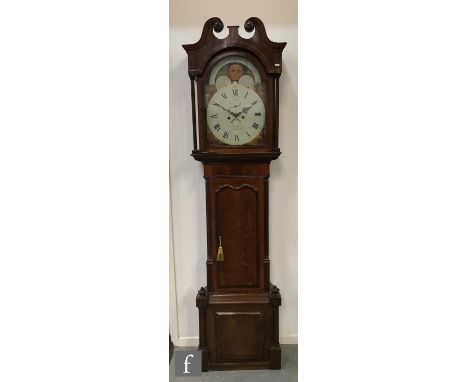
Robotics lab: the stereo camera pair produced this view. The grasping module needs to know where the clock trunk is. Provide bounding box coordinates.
[207,171,267,293]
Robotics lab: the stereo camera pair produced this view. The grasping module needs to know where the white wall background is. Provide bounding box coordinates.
[169,1,298,347]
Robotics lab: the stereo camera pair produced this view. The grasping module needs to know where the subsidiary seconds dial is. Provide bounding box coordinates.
[207,83,265,145]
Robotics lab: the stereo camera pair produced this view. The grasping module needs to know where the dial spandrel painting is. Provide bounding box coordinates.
[205,56,267,146]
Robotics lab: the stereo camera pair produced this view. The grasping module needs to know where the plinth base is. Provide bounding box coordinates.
[196,284,281,371]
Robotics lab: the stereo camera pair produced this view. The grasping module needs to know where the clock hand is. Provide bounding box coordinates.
[213,102,235,115]
[212,102,231,113]
[213,102,239,117]
[242,104,254,114]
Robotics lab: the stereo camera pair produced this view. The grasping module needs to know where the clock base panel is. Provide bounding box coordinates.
[196,285,281,371]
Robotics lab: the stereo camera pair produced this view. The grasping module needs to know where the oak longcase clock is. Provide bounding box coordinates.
[183,17,286,371]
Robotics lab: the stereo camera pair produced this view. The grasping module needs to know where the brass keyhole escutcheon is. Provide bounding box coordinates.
[216,235,224,262]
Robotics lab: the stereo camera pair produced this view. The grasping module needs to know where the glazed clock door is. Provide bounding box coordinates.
[209,176,266,293]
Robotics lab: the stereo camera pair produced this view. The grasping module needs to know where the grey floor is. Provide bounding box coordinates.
[170,345,297,382]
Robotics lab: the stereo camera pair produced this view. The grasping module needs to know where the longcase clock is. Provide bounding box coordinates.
[182,17,286,371]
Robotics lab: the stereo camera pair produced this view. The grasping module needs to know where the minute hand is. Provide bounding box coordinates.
[213,102,235,116]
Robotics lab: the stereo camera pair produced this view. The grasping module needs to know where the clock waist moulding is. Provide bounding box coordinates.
[182,17,286,371]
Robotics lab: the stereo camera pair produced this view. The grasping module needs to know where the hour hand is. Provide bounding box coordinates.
[242,105,254,114]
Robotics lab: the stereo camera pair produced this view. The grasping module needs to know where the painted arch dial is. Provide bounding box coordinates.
[207,83,265,145]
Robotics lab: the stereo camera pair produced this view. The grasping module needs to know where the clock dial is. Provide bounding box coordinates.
[205,55,267,146]
[207,83,265,145]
